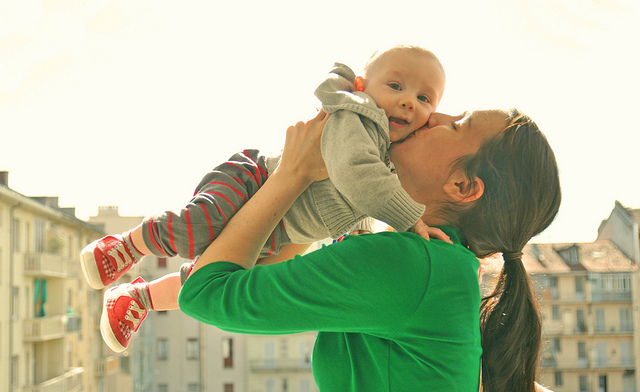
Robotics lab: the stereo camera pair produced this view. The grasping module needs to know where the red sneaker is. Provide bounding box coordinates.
[80,235,139,289]
[100,277,149,352]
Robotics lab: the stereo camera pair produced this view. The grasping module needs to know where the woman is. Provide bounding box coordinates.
[179,109,561,392]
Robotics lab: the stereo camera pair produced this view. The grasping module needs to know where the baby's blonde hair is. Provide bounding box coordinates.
[363,45,444,79]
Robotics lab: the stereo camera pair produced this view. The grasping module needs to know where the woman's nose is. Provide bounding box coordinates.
[427,112,465,127]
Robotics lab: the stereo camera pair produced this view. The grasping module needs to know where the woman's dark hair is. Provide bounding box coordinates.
[441,109,561,391]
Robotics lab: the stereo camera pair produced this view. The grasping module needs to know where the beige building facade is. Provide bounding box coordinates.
[0,172,130,391]
[529,242,637,392]
[94,206,321,392]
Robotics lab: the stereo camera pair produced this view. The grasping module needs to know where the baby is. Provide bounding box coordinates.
[81,44,447,352]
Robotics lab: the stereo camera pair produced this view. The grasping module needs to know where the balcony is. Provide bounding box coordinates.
[94,356,119,377]
[24,253,80,278]
[591,290,632,302]
[22,367,84,392]
[540,357,635,370]
[24,315,81,341]
[250,359,312,372]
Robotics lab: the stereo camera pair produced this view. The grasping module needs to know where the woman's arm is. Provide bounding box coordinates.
[189,111,329,273]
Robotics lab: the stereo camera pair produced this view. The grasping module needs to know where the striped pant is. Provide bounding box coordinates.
[141,149,290,261]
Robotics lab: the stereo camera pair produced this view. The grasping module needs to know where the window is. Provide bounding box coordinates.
[264,340,275,368]
[576,309,587,332]
[12,355,19,389]
[552,306,560,321]
[300,378,311,392]
[620,308,633,331]
[550,277,558,299]
[579,375,588,392]
[554,371,563,386]
[621,342,633,366]
[578,342,588,367]
[12,218,20,251]
[594,274,631,292]
[158,257,167,268]
[156,339,168,360]
[265,378,276,392]
[595,343,608,367]
[187,384,199,392]
[186,338,199,360]
[596,309,606,332]
[280,339,288,358]
[575,276,584,298]
[223,383,234,392]
[12,287,19,319]
[120,355,130,373]
[552,338,562,355]
[569,247,580,264]
[623,371,635,392]
[222,338,233,368]
[599,374,608,392]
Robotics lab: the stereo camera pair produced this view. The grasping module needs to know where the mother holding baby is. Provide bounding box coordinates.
[179,102,561,391]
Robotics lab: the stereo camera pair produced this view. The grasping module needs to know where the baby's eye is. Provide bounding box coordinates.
[389,83,401,90]
[418,95,430,103]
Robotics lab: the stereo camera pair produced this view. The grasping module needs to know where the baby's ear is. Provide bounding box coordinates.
[443,170,485,203]
[354,76,366,92]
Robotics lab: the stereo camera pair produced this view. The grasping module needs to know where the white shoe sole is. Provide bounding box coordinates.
[100,288,126,353]
[80,240,107,290]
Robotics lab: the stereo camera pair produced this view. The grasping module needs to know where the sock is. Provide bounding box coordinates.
[128,282,153,310]
[123,231,145,262]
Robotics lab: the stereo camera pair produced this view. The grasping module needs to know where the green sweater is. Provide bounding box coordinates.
[179,227,482,391]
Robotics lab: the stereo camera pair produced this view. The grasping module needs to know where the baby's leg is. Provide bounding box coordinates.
[140,150,271,260]
[147,272,182,310]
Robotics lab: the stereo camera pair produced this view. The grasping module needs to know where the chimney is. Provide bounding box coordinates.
[0,171,8,187]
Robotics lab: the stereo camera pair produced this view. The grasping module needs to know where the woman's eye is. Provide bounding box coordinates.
[418,95,430,103]
[389,83,401,90]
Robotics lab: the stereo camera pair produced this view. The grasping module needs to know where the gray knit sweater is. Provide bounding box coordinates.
[278,63,425,243]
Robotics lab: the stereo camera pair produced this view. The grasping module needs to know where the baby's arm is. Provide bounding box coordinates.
[322,111,424,231]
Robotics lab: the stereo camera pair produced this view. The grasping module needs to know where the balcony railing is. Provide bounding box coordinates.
[22,367,84,392]
[250,359,312,372]
[24,253,80,278]
[541,357,635,370]
[94,356,119,377]
[24,315,81,341]
[591,291,632,302]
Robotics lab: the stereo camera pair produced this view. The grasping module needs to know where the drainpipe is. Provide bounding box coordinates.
[200,322,206,391]
[633,222,640,264]
[9,201,21,391]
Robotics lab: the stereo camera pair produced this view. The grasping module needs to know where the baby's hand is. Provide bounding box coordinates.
[410,220,452,243]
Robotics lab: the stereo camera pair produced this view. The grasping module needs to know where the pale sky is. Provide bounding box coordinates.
[1,0,638,244]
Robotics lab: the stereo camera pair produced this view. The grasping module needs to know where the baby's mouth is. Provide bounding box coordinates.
[389,117,409,128]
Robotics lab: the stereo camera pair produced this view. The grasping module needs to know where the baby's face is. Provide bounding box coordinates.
[362,50,445,143]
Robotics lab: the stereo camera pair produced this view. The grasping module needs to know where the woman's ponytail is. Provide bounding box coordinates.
[480,256,541,392]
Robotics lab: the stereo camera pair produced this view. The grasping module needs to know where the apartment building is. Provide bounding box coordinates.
[95,206,322,392]
[482,240,637,392]
[91,206,249,392]
[597,200,640,381]
[0,172,129,391]
[531,241,637,392]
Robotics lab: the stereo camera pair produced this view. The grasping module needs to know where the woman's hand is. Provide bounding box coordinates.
[276,110,329,184]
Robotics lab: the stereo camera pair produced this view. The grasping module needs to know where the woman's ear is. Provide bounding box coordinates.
[443,170,485,202]
[354,76,366,92]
